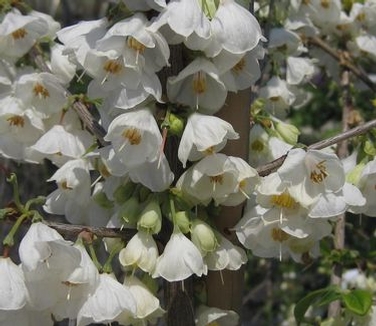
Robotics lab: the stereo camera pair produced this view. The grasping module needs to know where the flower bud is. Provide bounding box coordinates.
[93,191,113,209]
[118,196,140,227]
[114,181,136,204]
[175,211,191,234]
[274,120,300,145]
[167,112,185,136]
[191,219,218,255]
[346,162,366,185]
[137,199,162,234]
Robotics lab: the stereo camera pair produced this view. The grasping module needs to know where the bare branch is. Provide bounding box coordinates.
[307,36,376,93]
[257,117,376,176]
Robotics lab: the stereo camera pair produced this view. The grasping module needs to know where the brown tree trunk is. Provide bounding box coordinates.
[206,90,251,318]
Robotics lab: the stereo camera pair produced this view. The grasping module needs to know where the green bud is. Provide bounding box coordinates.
[364,139,376,156]
[138,186,151,203]
[346,162,366,185]
[191,219,218,255]
[140,273,159,295]
[167,112,185,136]
[274,120,300,145]
[114,181,136,204]
[175,211,191,234]
[93,191,113,209]
[137,199,162,234]
[118,196,140,227]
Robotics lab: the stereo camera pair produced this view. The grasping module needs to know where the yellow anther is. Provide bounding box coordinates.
[250,140,264,152]
[209,174,224,185]
[122,128,142,145]
[271,228,290,242]
[271,192,296,209]
[204,146,215,155]
[192,71,207,94]
[127,37,146,53]
[33,83,50,99]
[103,59,123,75]
[310,160,328,184]
[12,28,27,39]
[7,115,25,127]
[321,0,330,9]
[232,58,246,75]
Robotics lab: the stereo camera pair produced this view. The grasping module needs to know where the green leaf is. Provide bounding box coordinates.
[294,287,340,325]
[342,289,373,316]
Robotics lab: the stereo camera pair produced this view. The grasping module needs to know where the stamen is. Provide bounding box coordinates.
[239,180,250,199]
[61,180,73,190]
[271,228,290,242]
[120,128,142,151]
[12,28,27,39]
[102,59,122,84]
[204,146,215,155]
[193,71,206,110]
[7,115,25,127]
[209,175,224,185]
[250,140,264,152]
[270,192,296,209]
[33,83,50,99]
[127,37,146,65]
[320,0,330,9]
[231,58,246,75]
[310,160,328,184]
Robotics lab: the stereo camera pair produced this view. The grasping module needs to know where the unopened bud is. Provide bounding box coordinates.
[118,196,140,227]
[175,211,191,234]
[274,120,300,145]
[191,219,218,255]
[137,199,162,234]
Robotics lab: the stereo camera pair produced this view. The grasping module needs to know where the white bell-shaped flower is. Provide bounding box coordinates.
[0,257,29,310]
[178,112,239,168]
[167,57,227,113]
[176,153,239,205]
[195,304,239,326]
[153,226,207,282]
[104,107,162,168]
[203,0,264,57]
[76,273,137,326]
[277,148,345,207]
[0,9,48,58]
[118,230,159,274]
[148,0,210,40]
[14,72,67,119]
[119,275,165,323]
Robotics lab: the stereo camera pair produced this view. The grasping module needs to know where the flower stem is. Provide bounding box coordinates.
[3,213,28,247]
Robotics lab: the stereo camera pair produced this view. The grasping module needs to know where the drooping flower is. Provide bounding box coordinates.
[0,257,29,311]
[118,230,159,274]
[195,304,239,326]
[178,112,239,168]
[118,275,165,323]
[153,226,207,282]
[0,9,48,58]
[76,273,136,326]
[277,148,345,207]
[104,107,162,168]
[167,57,227,113]
[176,153,239,205]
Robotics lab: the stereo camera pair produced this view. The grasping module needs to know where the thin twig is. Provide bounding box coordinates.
[308,36,376,93]
[256,117,376,176]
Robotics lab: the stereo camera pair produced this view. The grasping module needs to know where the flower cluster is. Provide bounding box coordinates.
[1,0,376,325]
